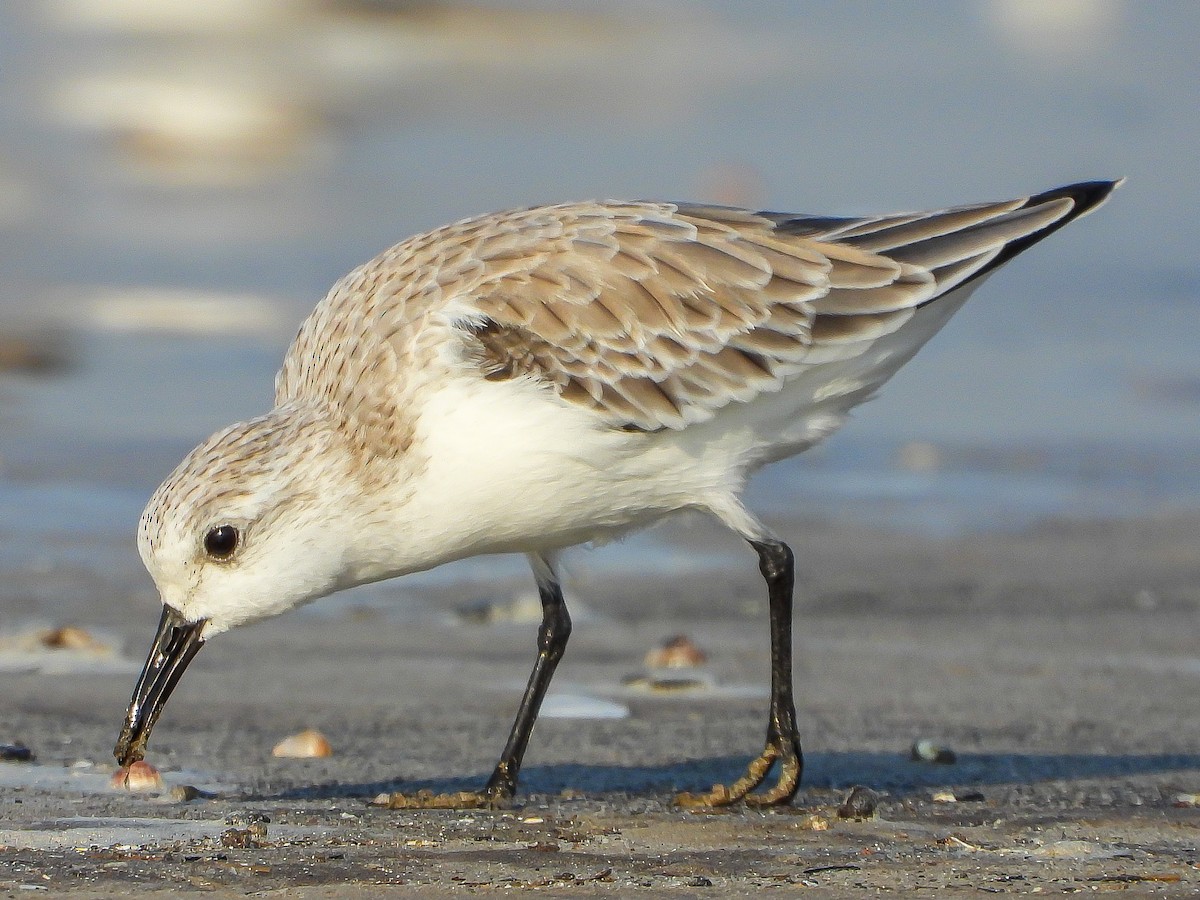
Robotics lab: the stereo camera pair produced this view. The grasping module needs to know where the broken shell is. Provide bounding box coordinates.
[622,670,714,693]
[931,789,957,803]
[456,592,542,624]
[272,728,333,758]
[938,834,979,851]
[796,813,829,831]
[644,634,707,669]
[110,760,164,791]
[225,811,270,827]
[220,825,267,848]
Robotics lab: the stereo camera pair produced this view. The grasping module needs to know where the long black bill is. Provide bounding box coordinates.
[113,606,207,767]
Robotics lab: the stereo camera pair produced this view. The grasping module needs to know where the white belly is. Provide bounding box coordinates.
[376,280,982,575]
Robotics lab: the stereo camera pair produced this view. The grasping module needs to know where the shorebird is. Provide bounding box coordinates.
[115,180,1119,808]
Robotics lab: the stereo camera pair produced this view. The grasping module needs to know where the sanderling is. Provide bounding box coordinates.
[115,180,1120,807]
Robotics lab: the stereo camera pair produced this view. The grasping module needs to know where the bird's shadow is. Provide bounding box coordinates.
[263,750,1200,803]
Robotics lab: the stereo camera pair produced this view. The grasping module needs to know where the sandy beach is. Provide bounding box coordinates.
[3,512,1198,895]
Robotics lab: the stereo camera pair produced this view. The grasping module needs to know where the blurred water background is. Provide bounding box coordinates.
[0,0,1197,598]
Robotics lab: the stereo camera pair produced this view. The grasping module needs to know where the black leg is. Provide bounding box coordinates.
[376,555,569,810]
[745,538,803,805]
[481,565,571,803]
[677,536,803,807]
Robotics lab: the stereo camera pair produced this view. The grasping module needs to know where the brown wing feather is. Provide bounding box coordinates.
[278,183,1117,444]
[461,202,934,432]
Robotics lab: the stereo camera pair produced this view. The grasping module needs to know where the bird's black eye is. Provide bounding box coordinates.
[204,524,239,560]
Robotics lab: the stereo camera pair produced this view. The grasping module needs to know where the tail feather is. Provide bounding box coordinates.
[764,180,1122,302]
[977,179,1121,273]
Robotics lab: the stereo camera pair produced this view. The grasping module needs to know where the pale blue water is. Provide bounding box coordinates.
[0,2,1197,603]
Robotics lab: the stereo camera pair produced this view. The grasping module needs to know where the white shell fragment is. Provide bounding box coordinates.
[272,728,333,758]
[539,693,629,720]
[911,739,957,764]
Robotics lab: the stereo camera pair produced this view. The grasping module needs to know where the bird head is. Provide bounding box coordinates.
[114,403,364,766]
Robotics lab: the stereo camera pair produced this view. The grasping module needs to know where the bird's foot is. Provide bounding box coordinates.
[674,740,801,808]
[370,787,513,810]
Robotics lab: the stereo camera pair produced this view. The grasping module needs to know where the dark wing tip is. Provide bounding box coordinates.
[989,178,1123,269]
[1027,178,1124,215]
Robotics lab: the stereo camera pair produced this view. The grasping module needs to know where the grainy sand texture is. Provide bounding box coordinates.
[3,514,1198,895]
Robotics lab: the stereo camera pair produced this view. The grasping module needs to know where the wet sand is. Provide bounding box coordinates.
[2,513,1199,895]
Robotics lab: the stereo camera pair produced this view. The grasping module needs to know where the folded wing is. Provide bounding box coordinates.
[458,182,1116,432]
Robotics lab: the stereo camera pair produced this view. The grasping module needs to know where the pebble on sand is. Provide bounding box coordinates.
[836,785,880,819]
[0,330,72,374]
[1,743,35,762]
[796,813,829,831]
[271,728,333,758]
[168,784,202,802]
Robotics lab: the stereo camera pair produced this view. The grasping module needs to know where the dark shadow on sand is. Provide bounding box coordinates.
[261,750,1200,802]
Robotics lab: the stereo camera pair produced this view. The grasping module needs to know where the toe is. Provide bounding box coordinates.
[674,783,735,808]
[371,789,495,810]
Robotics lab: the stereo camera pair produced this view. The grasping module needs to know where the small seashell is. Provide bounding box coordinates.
[1172,792,1199,808]
[40,626,104,651]
[931,789,957,803]
[272,728,332,758]
[645,634,707,669]
[836,785,879,819]
[911,739,957,764]
[110,760,164,791]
